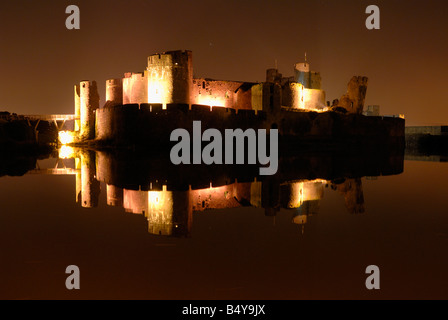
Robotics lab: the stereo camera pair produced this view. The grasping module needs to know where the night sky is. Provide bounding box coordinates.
[0,0,446,126]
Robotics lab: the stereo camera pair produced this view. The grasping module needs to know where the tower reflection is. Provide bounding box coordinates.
[52,146,403,237]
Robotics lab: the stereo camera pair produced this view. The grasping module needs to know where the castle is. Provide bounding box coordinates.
[66,50,370,144]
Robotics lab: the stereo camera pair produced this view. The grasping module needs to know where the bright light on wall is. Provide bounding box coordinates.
[58,130,77,145]
[197,95,225,107]
[148,81,164,104]
[58,145,76,159]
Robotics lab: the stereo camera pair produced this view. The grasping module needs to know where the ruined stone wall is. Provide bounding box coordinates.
[147,50,192,106]
[333,178,365,214]
[191,78,240,108]
[336,76,368,114]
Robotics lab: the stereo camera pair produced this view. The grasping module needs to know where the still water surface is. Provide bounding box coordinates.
[0,148,447,299]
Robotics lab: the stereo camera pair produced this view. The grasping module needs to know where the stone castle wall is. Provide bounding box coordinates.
[191,78,254,110]
[146,50,192,106]
[95,102,405,150]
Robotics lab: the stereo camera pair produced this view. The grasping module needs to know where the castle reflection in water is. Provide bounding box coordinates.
[53,146,403,237]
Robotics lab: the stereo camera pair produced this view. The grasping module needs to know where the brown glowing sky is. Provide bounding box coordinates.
[0,0,447,126]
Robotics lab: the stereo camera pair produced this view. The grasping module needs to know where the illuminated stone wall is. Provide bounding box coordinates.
[304,88,326,110]
[191,184,243,211]
[282,82,304,109]
[191,78,255,110]
[78,150,100,208]
[192,78,238,108]
[146,50,193,107]
[95,106,116,141]
[282,83,325,110]
[123,72,148,105]
[280,180,325,209]
[106,184,123,207]
[252,83,282,114]
[147,187,174,236]
[74,84,80,132]
[123,189,148,214]
[79,80,99,140]
[105,78,123,108]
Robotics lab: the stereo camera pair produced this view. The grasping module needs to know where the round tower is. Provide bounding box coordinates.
[106,184,123,207]
[74,84,81,132]
[105,78,123,108]
[294,61,310,88]
[294,62,310,73]
[146,50,193,107]
[79,80,100,140]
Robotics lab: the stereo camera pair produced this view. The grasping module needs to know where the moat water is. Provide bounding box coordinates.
[0,148,447,299]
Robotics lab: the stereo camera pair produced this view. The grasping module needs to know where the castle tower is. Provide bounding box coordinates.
[74,85,81,132]
[294,53,310,88]
[79,80,100,140]
[146,50,193,108]
[105,78,123,108]
[294,54,322,90]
